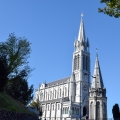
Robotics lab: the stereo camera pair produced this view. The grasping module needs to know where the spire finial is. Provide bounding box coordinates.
[78,12,85,42]
[96,48,98,56]
[81,12,84,19]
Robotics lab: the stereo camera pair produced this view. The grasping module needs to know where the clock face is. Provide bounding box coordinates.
[83,84,88,92]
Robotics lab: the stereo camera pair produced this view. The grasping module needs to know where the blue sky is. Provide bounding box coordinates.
[0,0,120,118]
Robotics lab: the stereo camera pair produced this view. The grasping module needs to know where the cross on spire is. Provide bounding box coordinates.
[96,48,98,54]
[81,13,84,19]
[78,12,85,41]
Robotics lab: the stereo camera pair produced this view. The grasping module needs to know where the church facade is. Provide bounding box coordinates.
[34,15,107,120]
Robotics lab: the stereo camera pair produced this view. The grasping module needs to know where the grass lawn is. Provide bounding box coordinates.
[0,92,36,115]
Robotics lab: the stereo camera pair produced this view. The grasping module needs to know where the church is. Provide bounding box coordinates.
[35,14,107,120]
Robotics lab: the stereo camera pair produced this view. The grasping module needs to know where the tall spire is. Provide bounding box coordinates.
[91,53,104,89]
[78,13,86,42]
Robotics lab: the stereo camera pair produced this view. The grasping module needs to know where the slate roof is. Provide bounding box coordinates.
[47,76,70,87]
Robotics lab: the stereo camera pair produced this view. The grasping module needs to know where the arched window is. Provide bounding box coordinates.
[90,102,93,119]
[62,108,64,114]
[103,102,106,118]
[77,108,79,115]
[64,108,66,114]
[53,105,54,110]
[40,92,43,101]
[60,88,61,97]
[86,56,88,70]
[74,56,77,70]
[83,55,85,70]
[74,108,76,115]
[48,105,49,111]
[72,107,74,115]
[83,106,87,116]
[50,91,52,99]
[48,93,49,100]
[53,90,54,99]
[65,87,67,97]
[97,101,100,119]
[58,104,60,110]
[55,90,56,98]
[46,92,47,100]
[67,107,69,114]
[74,55,80,70]
[77,55,79,69]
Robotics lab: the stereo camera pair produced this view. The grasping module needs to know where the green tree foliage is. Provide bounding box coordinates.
[30,98,40,110]
[0,33,31,78]
[112,104,120,119]
[0,33,34,105]
[98,0,120,18]
[7,77,34,105]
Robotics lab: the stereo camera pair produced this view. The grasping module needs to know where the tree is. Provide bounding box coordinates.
[30,97,42,116]
[98,0,120,18]
[7,76,34,105]
[112,104,120,119]
[0,33,31,79]
[0,33,34,105]
[30,98,41,110]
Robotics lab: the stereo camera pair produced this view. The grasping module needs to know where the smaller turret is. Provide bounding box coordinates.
[89,53,107,119]
[90,54,106,98]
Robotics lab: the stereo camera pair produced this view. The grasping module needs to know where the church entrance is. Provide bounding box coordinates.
[83,106,87,116]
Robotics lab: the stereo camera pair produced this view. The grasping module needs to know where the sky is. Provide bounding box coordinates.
[0,0,120,118]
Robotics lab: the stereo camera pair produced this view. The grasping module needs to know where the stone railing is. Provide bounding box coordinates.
[0,110,37,120]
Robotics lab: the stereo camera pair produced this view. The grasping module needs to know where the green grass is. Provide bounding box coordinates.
[0,92,36,115]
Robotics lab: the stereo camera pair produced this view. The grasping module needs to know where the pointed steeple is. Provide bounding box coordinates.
[78,13,86,42]
[91,53,104,89]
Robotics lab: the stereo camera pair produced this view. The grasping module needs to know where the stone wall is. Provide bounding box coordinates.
[0,110,37,120]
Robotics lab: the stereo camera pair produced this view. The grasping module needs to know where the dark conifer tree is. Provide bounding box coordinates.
[112,104,120,119]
